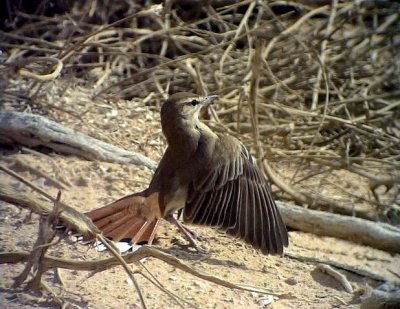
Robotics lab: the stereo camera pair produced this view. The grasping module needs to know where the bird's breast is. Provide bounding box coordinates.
[164,185,188,215]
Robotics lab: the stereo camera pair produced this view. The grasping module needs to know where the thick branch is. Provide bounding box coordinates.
[278,202,400,253]
[0,112,157,171]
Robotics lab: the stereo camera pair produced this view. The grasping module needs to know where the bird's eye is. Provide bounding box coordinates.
[190,99,199,106]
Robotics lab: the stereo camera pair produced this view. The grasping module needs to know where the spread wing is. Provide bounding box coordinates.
[183,135,288,255]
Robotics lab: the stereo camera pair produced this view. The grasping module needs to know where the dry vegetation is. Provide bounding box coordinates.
[0,0,400,308]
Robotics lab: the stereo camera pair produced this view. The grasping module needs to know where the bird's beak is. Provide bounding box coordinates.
[203,95,219,106]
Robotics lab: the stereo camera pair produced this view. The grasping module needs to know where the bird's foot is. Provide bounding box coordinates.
[173,240,209,254]
[166,214,209,254]
[184,228,209,241]
[183,235,209,254]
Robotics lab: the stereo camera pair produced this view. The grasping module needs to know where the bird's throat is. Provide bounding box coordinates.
[163,117,201,153]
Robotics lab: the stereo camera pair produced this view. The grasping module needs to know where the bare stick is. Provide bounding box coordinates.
[17,57,63,81]
[13,191,63,291]
[97,235,148,309]
[316,264,353,293]
[0,112,157,171]
[285,252,388,282]
[0,181,97,239]
[0,247,282,296]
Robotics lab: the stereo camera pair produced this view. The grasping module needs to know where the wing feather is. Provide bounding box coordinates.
[183,135,288,255]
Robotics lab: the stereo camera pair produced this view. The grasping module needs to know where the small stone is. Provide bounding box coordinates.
[148,140,159,146]
[169,276,177,281]
[192,281,203,287]
[285,276,299,285]
[258,295,274,308]
[99,166,108,174]
[316,292,328,298]
[76,176,90,186]
[107,109,118,119]
[126,278,133,285]
[104,174,116,182]
[34,177,46,186]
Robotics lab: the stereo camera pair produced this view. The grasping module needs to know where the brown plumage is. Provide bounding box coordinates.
[86,92,289,255]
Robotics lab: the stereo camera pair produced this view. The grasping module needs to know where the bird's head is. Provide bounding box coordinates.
[161,92,219,122]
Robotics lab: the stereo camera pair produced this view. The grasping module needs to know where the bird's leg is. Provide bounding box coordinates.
[173,210,209,240]
[165,214,208,254]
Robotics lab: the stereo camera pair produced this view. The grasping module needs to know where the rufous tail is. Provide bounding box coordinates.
[86,192,160,245]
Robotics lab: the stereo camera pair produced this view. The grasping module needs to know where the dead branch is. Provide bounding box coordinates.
[17,57,63,81]
[95,235,148,309]
[285,252,389,282]
[13,191,63,291]
[278,202,400,253]
[0,247,283,296]
[316,264,353,293]
[0,180,283,304]
[0,181,97,239]
[1,167,178,308]
[0,112,157,171]
[361,283,400,309]
[263,160,377,221]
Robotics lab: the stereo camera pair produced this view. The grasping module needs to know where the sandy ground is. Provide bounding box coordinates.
[1,80,399,309]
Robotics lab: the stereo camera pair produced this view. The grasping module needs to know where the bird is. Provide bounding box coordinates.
[85,92,289,255]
